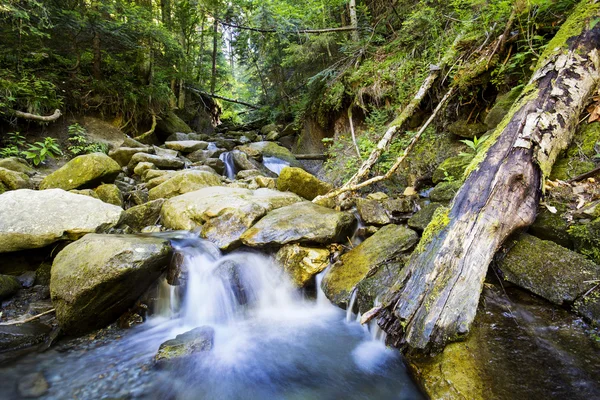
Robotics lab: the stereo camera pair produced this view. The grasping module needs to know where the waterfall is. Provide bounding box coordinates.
[262,156,289,175]
[219,152,236,179]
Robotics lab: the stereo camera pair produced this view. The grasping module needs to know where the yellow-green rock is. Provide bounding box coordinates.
[94,184,123,206]
[275,244,330,287]
[40,153,121,191]
[276,167,332,200]
[0,157,35,176]
[0,274,21,300]
[0,167,31,191]
[154,326,214,366]
[148,170,222,200]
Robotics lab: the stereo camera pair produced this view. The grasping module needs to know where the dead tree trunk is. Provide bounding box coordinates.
[376,1,600,353]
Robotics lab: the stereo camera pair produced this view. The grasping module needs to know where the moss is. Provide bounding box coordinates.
[568,220,600,264]
[535,0,600,71]
[415,206,450,254]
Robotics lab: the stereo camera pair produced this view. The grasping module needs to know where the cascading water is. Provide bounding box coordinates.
[219,151,236,180]
[0,233,422,399]
[262,156,289,175]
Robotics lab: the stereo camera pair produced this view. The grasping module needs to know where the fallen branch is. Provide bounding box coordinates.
[218,20,359,34]
[348,106,361,158]
[343,66,441,188]
[313,87,456,203]
[134,113,157,141]
[295,154,326,160]
[0,308,55,326]
[13,109,62,122]
[567,164,600,183]
[187,87,259,109]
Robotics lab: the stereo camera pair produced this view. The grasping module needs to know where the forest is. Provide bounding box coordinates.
[1,0,600,399]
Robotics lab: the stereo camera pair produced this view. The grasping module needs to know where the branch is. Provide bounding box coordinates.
[313,87,456,203]
[134,113,157,141]
[218,20,359,34]
[186,87,260,109]
[13,109,62,122]
[0,308,55,326]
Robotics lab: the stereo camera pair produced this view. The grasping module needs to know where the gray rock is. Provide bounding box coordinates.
[120,199,165,231]
[0,167,31,191]
[50,234,172,334]
[0,189,123,253]
[240,202,356,247]
[165,140,209,153]
[108,146,153,167]
[148,170,222,200]
[127,153,184,171]
[0,322,51,351]
[40,153,122,191]
[356,197,415,225]
[408,202,444,231]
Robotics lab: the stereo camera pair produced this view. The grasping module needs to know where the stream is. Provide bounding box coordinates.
[0,234,423,399]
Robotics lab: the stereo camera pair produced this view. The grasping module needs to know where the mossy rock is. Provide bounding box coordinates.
[50,234,172,334]
[355,197,415,226]
[127,153,184,172]
[529,207,572,248]
[408,202,444,232]
[155,111,193,139]
[241,141,301,168]
[0,274,21,300]
[432,156,470,184]
[573,289,600,327]
[0,157,35,176]
[40,153,121,191]
[447,120,488,139]
[148,170,222,200]
[429,181,462,203]
[568,217,600,264]
[108,146,153,167]
[355,260,406,314]
[550,122,600,180]
[484,86,524,129]
[0,167,31,191]
[276,167,332,200]
[498,233,600,305]
[321,224,418,308]
[94,184,123,207]
[275,244,330,287]
[120,199,165,232]
[154,326,214,366]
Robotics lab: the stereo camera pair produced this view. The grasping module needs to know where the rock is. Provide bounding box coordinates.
[321,224,418,307]
[0,274,21,299]
[205,158,225,175]
[276,167,333,200]
[108,146,153,167]
[0,322,51,351]
[0,167,31,191]
[498,234,600,305]
[40,153,121,191]
[162,187,302,249]
[356,260,405,314]
[0,189,123,253]
[574,289,600,326]
[165,140,209,153]
[275,244,330,287]
[447,120,488,138]
[484,86,524,129]
[153,146,178,158]
[128,153,184,171]
[408,202,444,231]
[261,123,280,135]
[121,199,165,231]
[154,326,214,366]
[429,181,461,203]
[121,136,147,148]
[130,188,149,205]
[356,197,415,225]
[240,142,301,168]
[166,132,209,142]
[432,155,470,184]
[237,169,263,179]
[50,234,172,334]
[254,176,276,189]
[155,111,193,139]
[17,270,36,288]
[241,202,355,248]
[231,150,263,171]
[69,189,99,199]
[530,207,572,248]
[18,372,48,398]
[94,184,123,206]
[366,192,388,200]
[0,157,35,176]
[133,161,156,177]
[148,170,222,200]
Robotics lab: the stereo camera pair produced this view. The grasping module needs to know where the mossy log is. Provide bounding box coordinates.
[375,0,600,354]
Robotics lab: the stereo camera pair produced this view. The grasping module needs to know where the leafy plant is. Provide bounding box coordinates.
[67,123,108,156]
[459,135,489,159]
[0,132,27,158]
[22,137,62,166]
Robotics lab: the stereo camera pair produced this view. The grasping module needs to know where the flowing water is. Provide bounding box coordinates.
[219,152,236,180]
[262,156,290,175]
[0,234,423,399]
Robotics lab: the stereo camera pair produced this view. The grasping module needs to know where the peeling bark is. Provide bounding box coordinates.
[376,3,600,354]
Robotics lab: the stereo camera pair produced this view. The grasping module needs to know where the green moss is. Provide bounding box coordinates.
[535,0,600,71]
[568,221,600,264]
[415,206,450,254]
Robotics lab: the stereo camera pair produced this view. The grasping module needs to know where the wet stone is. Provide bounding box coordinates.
[18,372,49,398]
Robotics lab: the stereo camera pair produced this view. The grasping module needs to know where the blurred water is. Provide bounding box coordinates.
[263,156,289,175]
[219,151,236,179]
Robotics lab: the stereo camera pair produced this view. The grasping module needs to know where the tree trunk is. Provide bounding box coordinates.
[160,0,171,28]
[349,0,359,42]
[376,0,600,354]
[92,28,101,80]
[211,16,218,95]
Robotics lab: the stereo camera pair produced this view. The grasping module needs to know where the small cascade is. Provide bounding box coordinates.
[350,209,366,246]
[262,156,289,175]
[154,276,179,318]
[219,151,236,179]
[346,288,358,323]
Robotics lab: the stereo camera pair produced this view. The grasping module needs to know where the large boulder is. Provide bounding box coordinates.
[0,157,35,176]
[498,233,600,305]
[240,202,355,247]
[40,153,121,191]
[239,142,301,167]
[50,234,172,334]
[0,274,21,300]
[148,170,222,200]
[154,326,214,366]
[321,224,418,307]
[162,187,302,249]
[276,167,332,200]
[275,244,330,287]
[355,197,416,225]
[127,153,184,171]
[0,167,31,192]
[0,189,123,253]
[108,146,153,167]
[156,111,194,139]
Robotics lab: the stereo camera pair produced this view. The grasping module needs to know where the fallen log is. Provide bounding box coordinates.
[375,0,600,354]
[186,86,260,109]
[295,154,326,160]
[13,109,62,122]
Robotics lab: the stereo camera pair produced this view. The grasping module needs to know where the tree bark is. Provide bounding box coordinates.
[349,0,359,42]
[211,16,218,95]
[92,28,101,80]
[375,1,600,354]
[13,109,62,122]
